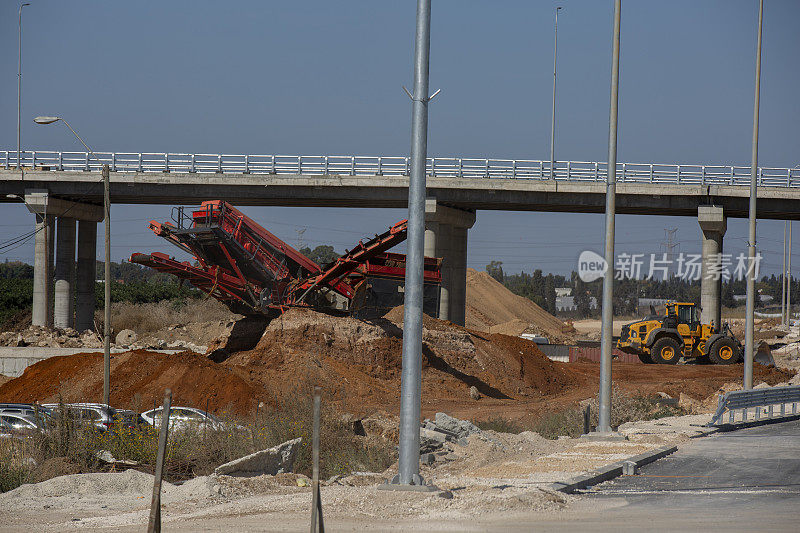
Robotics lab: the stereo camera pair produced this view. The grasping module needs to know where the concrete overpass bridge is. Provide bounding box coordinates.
[3,150,799,332]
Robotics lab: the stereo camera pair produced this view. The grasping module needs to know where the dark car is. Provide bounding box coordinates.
[110,409,153,434]
[41,403,117,432]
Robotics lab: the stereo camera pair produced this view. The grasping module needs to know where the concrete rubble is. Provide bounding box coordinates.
[0,326,101,349]
[0,324,208,353]
[214,437,302,477]
[416,412,505,464]
[114,329,137,346]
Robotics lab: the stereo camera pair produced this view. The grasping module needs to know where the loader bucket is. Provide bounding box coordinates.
[754,341,775,367]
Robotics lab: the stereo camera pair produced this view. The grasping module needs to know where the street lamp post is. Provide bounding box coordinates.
[598,0,622,435]
[550,6,562,180]
[34,116,111,406]
[18,3,31,175]
[744,0,764,390]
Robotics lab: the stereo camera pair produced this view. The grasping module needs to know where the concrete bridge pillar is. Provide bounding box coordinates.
[32,213,54,327]
[54,217,76,329]
[698,205,727,329]
[425,199,476,326]
[76,221,97,331]
[22,190,104,331]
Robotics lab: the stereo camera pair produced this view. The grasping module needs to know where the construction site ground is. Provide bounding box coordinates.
[1,268,799,530]
[0,308,792,424]
[0,413,729,532]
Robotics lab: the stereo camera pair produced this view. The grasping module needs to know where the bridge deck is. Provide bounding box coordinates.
[2,151,799,219]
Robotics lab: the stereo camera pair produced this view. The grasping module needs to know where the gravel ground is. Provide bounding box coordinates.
[0,415,715,532]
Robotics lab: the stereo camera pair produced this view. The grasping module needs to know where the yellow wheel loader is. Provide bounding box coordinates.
[616,301,743,365]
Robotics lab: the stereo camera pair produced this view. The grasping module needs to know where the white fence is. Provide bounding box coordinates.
[4,150,799,187]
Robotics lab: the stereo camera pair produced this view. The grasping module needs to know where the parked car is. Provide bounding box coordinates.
[0,403,53,429]
[141,406,225,431]
[0,403,53,420]
[0,412,44,436]
[41,403,118,432]
[112,409,152,432]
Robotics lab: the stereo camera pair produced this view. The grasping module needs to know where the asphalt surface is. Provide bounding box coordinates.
[534,418,800,532]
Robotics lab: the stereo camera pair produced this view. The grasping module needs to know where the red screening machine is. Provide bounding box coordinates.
[130,201,441,318]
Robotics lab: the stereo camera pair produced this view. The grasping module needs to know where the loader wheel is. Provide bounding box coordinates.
[651,338,681,364]
[709,337,740,365]
[637,353,653,364]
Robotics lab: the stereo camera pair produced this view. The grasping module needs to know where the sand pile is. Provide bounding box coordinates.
[224,307,581,410]
[0,308,581,415]
[465,269,575,343]
[0,349,268,413]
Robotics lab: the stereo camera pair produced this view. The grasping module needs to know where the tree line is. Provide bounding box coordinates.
[486,260,797,318]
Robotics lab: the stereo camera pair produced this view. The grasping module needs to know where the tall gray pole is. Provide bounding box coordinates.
[17,3,30,175]
[549,6,562,180]
[397,0,431,486]
[103,164,111,405]
[782,221,787,326]
[788,222,793,323]
[744,0,763,390]
[598,0,622,434]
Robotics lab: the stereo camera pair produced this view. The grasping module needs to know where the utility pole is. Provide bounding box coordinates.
[388,0,434,489]
[744,0,764,391]
[788,222,793,324]
[34,117,112,403]
[660,228,679,280]
[102,164,111,405]
[18,3,31,177]
[782,221,787,326]
[549,6,562,180]
[598,0,622,435]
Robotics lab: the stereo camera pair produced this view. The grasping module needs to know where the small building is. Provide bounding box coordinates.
[733,294,774,303]
[556,295,597,312]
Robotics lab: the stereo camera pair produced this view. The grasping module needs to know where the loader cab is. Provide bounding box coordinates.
[664,302,699,327]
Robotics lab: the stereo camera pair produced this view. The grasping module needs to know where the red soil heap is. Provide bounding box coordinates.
[0,349,267,414]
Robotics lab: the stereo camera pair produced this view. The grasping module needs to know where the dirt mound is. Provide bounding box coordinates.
[0,350,268,414]
[488,318,529,337]
[465,269,574,343]
[224,308,581,412]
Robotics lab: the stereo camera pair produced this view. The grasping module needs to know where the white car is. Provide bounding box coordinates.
[0,413,43,436]
[141,406,224,431]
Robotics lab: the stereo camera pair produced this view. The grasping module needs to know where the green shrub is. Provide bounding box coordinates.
[1,395,395,492]
[532,386,686,440]
[473,416,524,434]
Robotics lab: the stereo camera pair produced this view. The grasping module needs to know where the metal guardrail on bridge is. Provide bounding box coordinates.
[709,385,800,426]
[3,150,800,188]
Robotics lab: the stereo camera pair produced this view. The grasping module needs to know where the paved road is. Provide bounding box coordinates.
[533,419,800,532]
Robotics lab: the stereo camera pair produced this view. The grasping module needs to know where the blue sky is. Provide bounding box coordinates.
[1,1,798,275]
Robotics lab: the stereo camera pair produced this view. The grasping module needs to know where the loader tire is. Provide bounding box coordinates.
[651,337,681,365]
[637,353,653,364]
[709,337,740,365]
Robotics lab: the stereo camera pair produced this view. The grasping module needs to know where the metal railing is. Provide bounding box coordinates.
[709,385,800,426]
[3,150,799,188]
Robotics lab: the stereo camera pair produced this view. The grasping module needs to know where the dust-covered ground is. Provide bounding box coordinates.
[0,414,712,532]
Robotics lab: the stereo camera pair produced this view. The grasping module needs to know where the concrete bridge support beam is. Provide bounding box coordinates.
[699,206,727,329]
[425,199,475,326]
[76,221,97,332]
[32,213,54,327]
